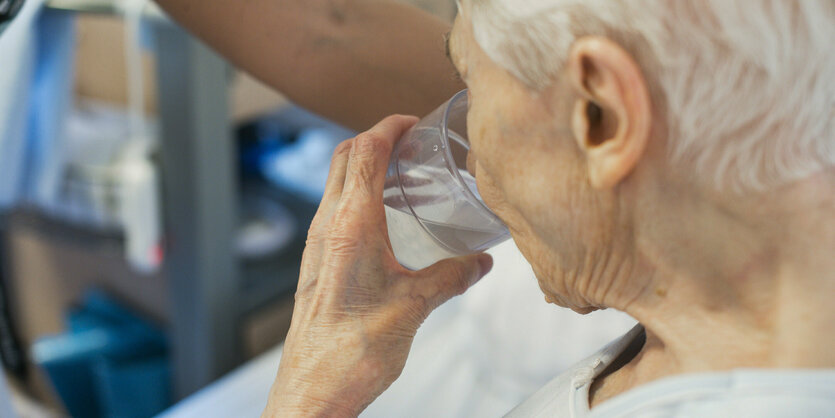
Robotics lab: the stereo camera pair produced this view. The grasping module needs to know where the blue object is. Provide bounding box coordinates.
[0,0,40,209]
[261,127,353,202]
[0,2,76,211]
[94,357,170,418]
[25,7,77,211]
[32,290,170,418]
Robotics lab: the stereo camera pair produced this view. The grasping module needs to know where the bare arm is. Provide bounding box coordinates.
[153,0,464,131]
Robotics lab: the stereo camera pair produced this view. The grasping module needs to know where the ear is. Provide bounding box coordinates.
[567,36,652,190]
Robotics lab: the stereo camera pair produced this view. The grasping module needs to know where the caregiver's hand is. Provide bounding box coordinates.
[262,115,494,417]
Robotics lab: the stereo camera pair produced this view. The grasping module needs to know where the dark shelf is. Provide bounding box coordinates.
[237,180,317,314]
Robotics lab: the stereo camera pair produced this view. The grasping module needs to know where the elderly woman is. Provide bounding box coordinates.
[156,0,834,415]
[256,0,835,416]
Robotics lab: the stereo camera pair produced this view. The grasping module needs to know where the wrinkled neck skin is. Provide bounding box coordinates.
[589,169,835,407]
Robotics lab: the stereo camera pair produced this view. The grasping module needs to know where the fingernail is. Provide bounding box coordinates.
[477,254,494,277]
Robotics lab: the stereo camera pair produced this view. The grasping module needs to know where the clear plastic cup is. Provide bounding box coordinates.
[383,90,510,270]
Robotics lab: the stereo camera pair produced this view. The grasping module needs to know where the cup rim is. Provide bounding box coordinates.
[440,89,505,226]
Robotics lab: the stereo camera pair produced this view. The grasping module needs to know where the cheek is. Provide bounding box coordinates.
[474,174,565,300]
[467,111,550,235]
[467,111,512,187]
[474,164,552,269]
[471,136,591,282]
[473,163,506,215]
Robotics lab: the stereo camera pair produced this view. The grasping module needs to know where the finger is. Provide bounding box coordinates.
[299,139,353,292]
[342,115,419,202]
[307,139,353,243]
[415,253,493,312]
[320,139,354,208]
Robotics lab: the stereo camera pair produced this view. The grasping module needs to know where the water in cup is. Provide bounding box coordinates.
[383,118,509,270]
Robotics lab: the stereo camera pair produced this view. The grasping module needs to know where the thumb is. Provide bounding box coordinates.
[417,253,494,311]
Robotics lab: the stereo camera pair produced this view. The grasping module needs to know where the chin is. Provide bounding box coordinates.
[544,290,601,315]
[531,264,602,314]
[570,306,601,315]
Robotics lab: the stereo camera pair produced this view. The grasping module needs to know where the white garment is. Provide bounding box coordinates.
[362,240,637,417]
[506,325,835,418]
[505,325,644,418]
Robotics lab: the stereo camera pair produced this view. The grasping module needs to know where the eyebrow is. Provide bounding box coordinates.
[444,31,463,80]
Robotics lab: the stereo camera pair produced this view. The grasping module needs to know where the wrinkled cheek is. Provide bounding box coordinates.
[475,165,531,243]
[474,163,506,213]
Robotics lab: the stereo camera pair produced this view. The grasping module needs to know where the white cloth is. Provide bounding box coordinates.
[157,346,283,418]
[506,325,835,418]
[362,240,637,417]
[505,325,644,418]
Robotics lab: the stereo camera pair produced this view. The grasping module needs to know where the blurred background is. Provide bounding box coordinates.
[0,0,457,416]
[0,0,640,417]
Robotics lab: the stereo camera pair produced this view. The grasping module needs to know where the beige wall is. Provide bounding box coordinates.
[74,14,288,122]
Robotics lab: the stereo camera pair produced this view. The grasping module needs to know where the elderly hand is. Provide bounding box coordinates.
[263,115,494,417]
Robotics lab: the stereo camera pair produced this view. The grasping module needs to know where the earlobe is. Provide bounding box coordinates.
[567,36,652,190]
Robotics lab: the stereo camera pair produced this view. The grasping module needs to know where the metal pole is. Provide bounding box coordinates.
[153,22,240,399]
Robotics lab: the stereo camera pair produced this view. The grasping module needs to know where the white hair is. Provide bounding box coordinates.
[467,0,835,192]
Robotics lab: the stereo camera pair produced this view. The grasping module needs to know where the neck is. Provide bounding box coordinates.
[591,175,835,406]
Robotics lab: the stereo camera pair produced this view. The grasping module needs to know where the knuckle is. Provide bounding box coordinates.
[353,131,392,158]
[332,139,353,159]
[327,140,352,168]
[351,165,377,194]
[345,132,394,193]
[447,261,472,292]
[328,141,353,167]
[385,114,410,125]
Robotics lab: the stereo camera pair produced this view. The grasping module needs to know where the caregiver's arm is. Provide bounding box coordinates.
[153,0,464,131]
